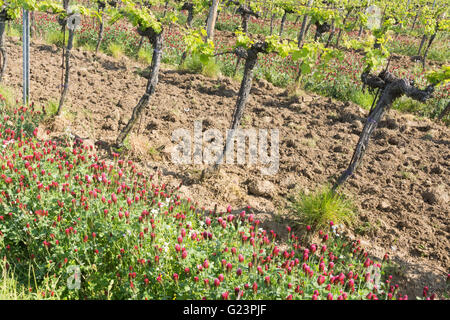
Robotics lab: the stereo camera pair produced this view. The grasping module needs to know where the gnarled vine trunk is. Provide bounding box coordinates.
[417,35,427,56]
[332,71,434,190]
[0,14,7,83]
[203,42,268,176]
[325,20,335,48]
[297,0,313,47]
[57,29,74,115]
[314,22,330,41]
[179,2,195,66]
[206,0,220,40]
[269,13,275,35]
[57,0,73,115]
[232,3,259,76]
[279,10,288,37]
[421,32,436,70]
[30,12,35,38]
[297,14,308,46]
[335,8,352,48]
[115,29,163,147]
[95,3,105,54]
[438,101,450,121]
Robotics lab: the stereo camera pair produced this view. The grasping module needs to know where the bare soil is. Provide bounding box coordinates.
[3,36,449,298]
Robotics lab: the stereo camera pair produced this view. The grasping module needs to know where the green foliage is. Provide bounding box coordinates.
[183,28,215,64]
[109,1,163,34]
[426,65,450,87]
[292,41,343,80]
[265,35,296,57]
[277,0,297,13]
[344,33,390,73]
[35,1,65,15]
[308,7,336,25]
[235,29,254,49]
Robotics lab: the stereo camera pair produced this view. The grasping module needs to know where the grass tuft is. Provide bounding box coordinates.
[137,48,152,65]
[201,59,221,79]
[292,185,356,229]
[45,30,77,48]
[0,259,29,299]
[0,85,16,108]
[43,100,59,117]
[107,43,124,59]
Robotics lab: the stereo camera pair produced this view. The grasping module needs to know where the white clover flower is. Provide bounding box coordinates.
[3,139,15,148]
[64,127,75,139]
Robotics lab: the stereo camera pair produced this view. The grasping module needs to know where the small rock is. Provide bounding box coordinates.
[285,139,297,148]
[333,145,347,153]
[248,180,276,198]
[313,165,324,174]
[351,119,363,132]
[430,165,443,174]
[417,125,431,132]
[302,95,313,103]
[301,168,313,180]
[77,67,89,77]
[162,114,176,122]
[364,185,380,194]
[304,131,316,139]
[339,111,355,123]
[421,185,449,205]
[257,78,271,90]
[377,200,391,211]
[262,116,272,124]
[385,117,399,130]
[388,136,400,145]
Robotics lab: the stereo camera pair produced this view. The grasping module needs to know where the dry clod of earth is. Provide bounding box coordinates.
[248,179,277,198]
[421,185,449,205]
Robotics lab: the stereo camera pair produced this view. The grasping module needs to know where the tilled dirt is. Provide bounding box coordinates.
[4,36,449,298]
